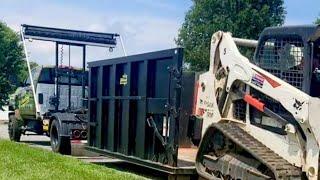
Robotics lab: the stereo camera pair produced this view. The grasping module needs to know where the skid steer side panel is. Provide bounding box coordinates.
[87,48,183,167]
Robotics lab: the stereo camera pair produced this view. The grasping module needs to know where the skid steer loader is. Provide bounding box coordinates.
[194,25,320,179]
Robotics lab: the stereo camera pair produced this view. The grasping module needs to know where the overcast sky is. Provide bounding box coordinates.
[0,0,319,67]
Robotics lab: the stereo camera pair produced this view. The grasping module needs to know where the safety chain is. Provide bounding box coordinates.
[60,45,64,66]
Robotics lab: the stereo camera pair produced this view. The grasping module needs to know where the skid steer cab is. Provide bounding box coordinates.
[9,66,88,154]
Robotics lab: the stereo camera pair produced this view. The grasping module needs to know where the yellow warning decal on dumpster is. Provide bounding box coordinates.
[120,74,128,85]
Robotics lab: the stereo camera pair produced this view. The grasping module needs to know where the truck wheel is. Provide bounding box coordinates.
[8,115,22,142]
[50,119,71,155]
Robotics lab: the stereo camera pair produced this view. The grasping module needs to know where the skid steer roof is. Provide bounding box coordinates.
[259,25,320,42]
[22,24,119,47]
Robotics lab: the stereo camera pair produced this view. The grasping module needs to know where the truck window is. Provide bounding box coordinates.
[38,68,52,83]
[58,70,88,85]
[25,67,41,86]
[38,68,88,86]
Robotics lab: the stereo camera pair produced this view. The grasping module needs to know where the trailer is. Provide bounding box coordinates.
[86,48,200,179]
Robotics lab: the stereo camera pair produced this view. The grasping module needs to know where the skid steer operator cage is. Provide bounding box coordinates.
[253,25,320,93]
[234,25,320,123]
[21,24,123,112]
[255,35,304,90]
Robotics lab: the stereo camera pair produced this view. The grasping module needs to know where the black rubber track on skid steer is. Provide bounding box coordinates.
[213,122,302,179]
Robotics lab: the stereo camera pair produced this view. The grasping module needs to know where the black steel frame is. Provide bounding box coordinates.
[54,42,87,111]
[22,24,118,47]
[22,24,118,111]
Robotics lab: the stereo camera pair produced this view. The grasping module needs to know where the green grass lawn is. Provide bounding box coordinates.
[0,140,143,180]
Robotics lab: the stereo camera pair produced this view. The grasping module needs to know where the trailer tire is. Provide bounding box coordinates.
[50,119,71,155]
[8,115,22,142]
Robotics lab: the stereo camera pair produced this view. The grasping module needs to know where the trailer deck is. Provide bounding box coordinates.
[86,146,197,176]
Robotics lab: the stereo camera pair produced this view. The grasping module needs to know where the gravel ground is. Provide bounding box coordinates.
[0,120,51,151]
[0,120,87,155]
[0,121,8,139]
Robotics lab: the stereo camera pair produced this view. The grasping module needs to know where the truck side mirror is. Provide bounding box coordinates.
[8,105,14,111]
[313,68,320,81]
[38,93,43,104]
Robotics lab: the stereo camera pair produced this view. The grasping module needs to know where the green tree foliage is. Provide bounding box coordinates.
[315,16,320,25]
[0,22,24,108]
[176,0,286,71]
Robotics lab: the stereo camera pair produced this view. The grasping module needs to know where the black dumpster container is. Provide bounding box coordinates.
[87,48,197,177]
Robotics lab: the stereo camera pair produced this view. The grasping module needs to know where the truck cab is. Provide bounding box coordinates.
[25,66,88,114]
[9,66,88,154]
[9,24,119,155]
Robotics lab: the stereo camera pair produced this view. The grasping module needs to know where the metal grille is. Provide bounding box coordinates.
[255,36,304,90]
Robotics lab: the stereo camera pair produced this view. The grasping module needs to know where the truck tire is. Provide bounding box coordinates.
[50,119,71,155]
[8,115,22,142]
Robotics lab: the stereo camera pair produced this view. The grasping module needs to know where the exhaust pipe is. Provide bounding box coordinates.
[80,131,87,139]
[73,130,81,139]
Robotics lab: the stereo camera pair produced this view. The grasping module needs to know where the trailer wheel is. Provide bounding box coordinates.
[50,119,71,155]
[8,115,22,142]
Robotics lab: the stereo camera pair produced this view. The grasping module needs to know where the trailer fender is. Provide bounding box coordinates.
[49,113,76,137]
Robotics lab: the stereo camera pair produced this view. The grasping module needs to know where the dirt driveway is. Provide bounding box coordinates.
[0,120,51,150]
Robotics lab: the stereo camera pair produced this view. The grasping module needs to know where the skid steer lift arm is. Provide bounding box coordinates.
[196,31,320,179]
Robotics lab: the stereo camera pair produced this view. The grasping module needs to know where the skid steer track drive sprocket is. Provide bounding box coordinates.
[197,122,302,179]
